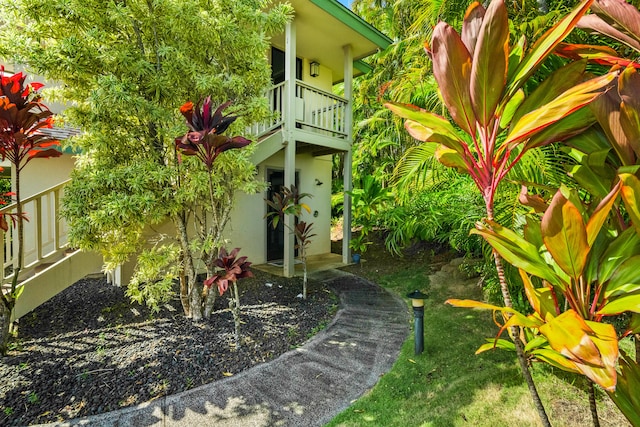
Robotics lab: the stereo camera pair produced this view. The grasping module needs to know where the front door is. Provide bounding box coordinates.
[266,169,299,262]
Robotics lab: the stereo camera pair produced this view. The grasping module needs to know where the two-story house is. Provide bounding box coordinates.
[3,0,391,319]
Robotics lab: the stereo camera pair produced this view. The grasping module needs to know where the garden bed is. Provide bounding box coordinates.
[0,270,337,426]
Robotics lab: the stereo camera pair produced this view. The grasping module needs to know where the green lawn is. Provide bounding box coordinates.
[327,262,632,427]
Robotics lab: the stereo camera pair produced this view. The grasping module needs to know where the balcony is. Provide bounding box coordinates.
[249,80,349,141]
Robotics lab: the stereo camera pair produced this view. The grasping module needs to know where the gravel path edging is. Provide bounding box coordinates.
[32,269,410,427]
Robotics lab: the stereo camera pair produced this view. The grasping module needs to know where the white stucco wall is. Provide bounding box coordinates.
[225,150,333,265]
[16,153,76,197]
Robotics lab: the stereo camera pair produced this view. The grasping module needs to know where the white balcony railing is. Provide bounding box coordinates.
[0,180,69,283]
[250,80,348,140]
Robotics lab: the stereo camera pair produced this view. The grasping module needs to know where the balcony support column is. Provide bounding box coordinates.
[283,20,297,278]
[342,44,353,264]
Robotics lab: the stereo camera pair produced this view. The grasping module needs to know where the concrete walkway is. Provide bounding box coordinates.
[40,269,409,427]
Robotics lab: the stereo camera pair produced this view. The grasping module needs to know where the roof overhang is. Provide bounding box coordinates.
[270,0,391,83]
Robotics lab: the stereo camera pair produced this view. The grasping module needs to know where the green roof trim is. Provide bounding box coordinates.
[310,0,392,50]
[354,59,373,74]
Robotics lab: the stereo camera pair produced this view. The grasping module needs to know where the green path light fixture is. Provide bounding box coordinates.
[407,290,428,355]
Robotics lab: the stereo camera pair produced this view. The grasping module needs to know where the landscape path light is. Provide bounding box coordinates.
[406,290,428,355]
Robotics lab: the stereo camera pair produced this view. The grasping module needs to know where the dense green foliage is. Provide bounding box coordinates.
[0,0,292,320]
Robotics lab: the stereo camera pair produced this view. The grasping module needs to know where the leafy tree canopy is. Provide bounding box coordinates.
[0,0,293,268]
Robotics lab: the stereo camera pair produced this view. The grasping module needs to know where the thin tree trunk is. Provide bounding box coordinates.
[174,213,200,320]
[635,334,639,364]
[492,251,551,427]
[230,282,241,348]
[587,380,601,427]
[0,302,10,355]
[203,286,216,318]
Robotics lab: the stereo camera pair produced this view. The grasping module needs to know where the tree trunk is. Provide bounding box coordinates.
[173,213,201,320]
[302,260,307,300]
[230,282,241,348]
[0,302,10,356]
[635,334,640,364]
[587,380,601,427]
[493,250,551,427]
[203,286,216,319]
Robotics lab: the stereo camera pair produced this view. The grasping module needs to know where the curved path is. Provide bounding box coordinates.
[38,269,409,427]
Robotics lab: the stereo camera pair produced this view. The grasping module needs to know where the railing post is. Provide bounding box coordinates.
[54,187,61,251]
[35,197,42,261]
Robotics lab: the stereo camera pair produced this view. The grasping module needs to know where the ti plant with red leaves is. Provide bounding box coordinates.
[294,221,316,300]
[175,98,252,321]
[265,185,314,299]
[204,247,253,348]
[386,0,616,423]
[0,68,60,355]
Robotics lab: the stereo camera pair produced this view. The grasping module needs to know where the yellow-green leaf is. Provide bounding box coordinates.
[541,190,589,281]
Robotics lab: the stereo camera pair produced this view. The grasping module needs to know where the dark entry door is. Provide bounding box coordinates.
[266,169,285,261]
[266,169,300,262]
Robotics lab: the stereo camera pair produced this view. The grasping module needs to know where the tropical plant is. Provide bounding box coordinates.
[205,247,252,348]
[450,175,640,426]
[265,185,314,299]
[0,69,60,355]
[175,98,251,318]
[293,221,316,299]
[386,0,616,423]
[0,0,292,323]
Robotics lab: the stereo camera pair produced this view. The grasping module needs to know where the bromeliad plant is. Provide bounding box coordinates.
[449,174,640,426]
[205,247,252,348]
[175,98,251,321]
[0,68,60,355]
[385,0,616,423]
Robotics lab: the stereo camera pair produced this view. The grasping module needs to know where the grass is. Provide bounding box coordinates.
[327,259,632,427]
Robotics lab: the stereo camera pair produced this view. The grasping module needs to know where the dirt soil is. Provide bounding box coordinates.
[0,270,337,426]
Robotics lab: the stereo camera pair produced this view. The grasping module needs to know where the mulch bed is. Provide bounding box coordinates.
[0,270,337,426]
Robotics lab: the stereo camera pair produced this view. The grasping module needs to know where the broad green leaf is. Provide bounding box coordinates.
[604,255,640,298]
[523,107,596,151]
[461,2,485,57]
[599,227,640,283]
[445,298,513,312]
[499,89,524,129]
[566,163,613,200]
[531,348,580,373]
[512,60,587,127]
[506,0,595,98]
[585,181,621,247]
[541,191,589,280]
[597,293,640,315]
[430,22,476,135]
[385,102,466,152]
[505,72,615,146]
[620,173,640,234]
[520,269,557,321]
[607,350,640,426]
[539,310,602,367]
[476,338,515,354]
[469,0,509,126]
[472,220,565,288]
[524,335,548,352]
[434,145,469,173]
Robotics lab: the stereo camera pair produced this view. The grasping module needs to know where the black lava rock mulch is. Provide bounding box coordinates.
[0,270,337,426]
